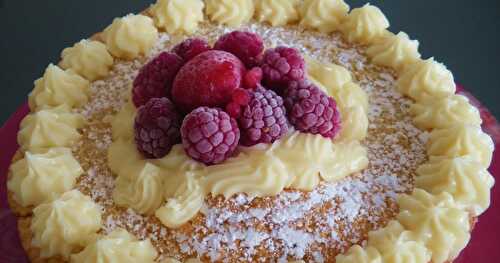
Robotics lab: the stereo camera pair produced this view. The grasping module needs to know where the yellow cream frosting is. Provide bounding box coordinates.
[17,104,85,152]
[254,0,299,26]
[60,39,114,81]
[366,32,421,72]
[341,4,390,44]
[155,173,204,228]
[102,14,159,60]
[306,56,352,92]
[150,0,204,35]
[427,124,494,168]
[29,64,90,111]
[410,94,482,130]
[416,156,495,216]
[367,221,431,263]
[333,82,369,113]
[335,245,382,263]
[111,100,136,140]
[71,228,157,263]
[8,148,83,207]
[205,0,255,27]
[113,163,164,215]
[397,189,470,263]
[397,57,456,101]
[299,0,350,33]
[337,105,368,142]
[31,190,102,259]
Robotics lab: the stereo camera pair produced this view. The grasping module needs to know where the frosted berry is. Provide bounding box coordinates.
[243,67,263,89]
[172,38,211,62]
[181,107,240,165]
[261,47,306,92]
[239,86,289,146]
[135,98,181,159]
[214,31,264,68]
[172,50,246,112]
[284,80,341,138]
[132,52,184,107]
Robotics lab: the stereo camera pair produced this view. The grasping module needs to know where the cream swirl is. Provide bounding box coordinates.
[299,0,350,33]
[205,0,254,27]
[337,105,368,142]
[336,245,382,263]
[71,228,157,263]
[333,82,369,113]
[366,32,421,72]
[29,64,90,110]
[367,221,431,263]
[306,56,352,92]
[427,124,494,168]
[60,39,114,81]
[111,100,136,140]
[397,57,455,101]
[254,0,299,26]
[102,14,158,60]
[410,94,481,129]
[17,104,85,152]
[397,189,470,263]
[416,156,495,216]
[341,4,390,44]
[31,190,101,259]
[155,173,204,228]
[150,0,204,35]
[113,163,164,215]
[8,148,83,207]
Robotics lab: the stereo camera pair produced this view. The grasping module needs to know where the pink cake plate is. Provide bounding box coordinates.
[1,85,499,263]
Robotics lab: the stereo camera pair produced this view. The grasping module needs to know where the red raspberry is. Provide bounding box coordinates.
[172,38,211,62]
[239,86,289,146]
[172,50,246,112]
[132,52,184,107]
[261,47,306,92]
[284,80,341,139]
[214,31,264,68]
[225,89,251,118]
[181,107,240,165]
[243,67,263,89]
[134,98,181,159]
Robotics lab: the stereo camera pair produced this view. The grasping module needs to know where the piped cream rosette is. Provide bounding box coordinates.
[109,58,369,228]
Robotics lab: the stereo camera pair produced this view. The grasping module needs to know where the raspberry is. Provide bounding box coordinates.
[226,102,242,118]
[243,67,263,89]
[172,38,211,62]
[181,107,240,165]
[214,31,264,68]
[284,80,341,139]
[232,89,251,106]
[134,98,181,159]
[239,86,289,146]
[132,52,184,107]
[172,50,246,112]
[261,47,306,92]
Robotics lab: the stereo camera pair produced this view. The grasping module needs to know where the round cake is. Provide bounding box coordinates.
[6,0,495,262]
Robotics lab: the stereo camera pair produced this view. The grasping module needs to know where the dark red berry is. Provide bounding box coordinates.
[284,80,341,139]
[172,50,246,113]
[134,98,181,159]
[238,86,289,146]
[214,31,264,68]
[243,67,263,89]
[132,52,184,107]
[226,102,242,118]
[172,38,211,62]
[181,107,240,165]
[232,89,251,106]
[261,47,306,92]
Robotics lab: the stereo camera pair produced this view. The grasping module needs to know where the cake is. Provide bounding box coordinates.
[6,0,495,262]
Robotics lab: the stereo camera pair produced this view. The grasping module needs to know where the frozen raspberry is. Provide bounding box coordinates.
[261,47,306,92]
[225,89,251,118]
[172,38,211,62]
[284,80,341,138]
[239,86,289,146]
[214,31,264,68]
[134,98,181,159]
[181,107,240,165]
[172,50,246,112]
[243,67,263,89]
[132,52,184,107]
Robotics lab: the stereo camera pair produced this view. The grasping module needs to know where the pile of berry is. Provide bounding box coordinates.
[132,31,341,165]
